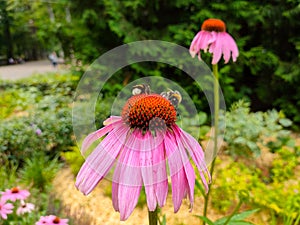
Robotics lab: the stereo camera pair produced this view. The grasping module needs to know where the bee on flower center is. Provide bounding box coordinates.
[132,84,151,95]
[160,89,182,108]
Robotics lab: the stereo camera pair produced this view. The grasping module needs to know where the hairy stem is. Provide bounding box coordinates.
[202,63,219,225]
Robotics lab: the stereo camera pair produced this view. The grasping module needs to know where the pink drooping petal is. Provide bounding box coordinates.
[190,31,215,60]
[139,131,168,211]
[112,130,143,220]
[209,32,222,65]
[76,123,129,195]
[224,33,239,62]
[140,131,157,211]
[164,131,195,212]
[152,131,168,208]
[172,125,210,192]
[172,130,196,210]
[81,117,123,155]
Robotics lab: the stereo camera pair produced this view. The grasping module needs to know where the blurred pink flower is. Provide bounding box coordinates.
[190,18,239,64]
[16,200,35,215]
[35,128,42,136]
[1,187,30,202]
[0,198,13,219]
[76,93,210,220]
[36,215,68,225]
[46,215,69,225]
[36,216,50,225]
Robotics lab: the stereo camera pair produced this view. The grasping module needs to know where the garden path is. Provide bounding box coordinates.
[0,60,62,80]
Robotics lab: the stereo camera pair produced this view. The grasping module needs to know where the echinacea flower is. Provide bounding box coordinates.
[35,215,68,225]
[0,198,13,219]
[76,92,210,220]
[36,216,50,225]
[189,18,239,64]
[46,215,69,225]
[16,200,35,215]
[1,187,30,202]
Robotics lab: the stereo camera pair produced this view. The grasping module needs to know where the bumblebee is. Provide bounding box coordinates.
[160,89,182,108]
[132,84,151,95]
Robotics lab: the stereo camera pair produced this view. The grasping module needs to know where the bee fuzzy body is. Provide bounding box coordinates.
[160,89,182,108]
[132,84,151,95]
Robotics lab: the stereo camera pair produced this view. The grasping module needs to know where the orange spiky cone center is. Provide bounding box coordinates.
[122,94,177,131]
[53,217,60,224]
[11,187,19,193]
[201,18,226,32]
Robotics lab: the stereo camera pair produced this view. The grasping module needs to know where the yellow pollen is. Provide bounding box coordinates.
[201,18,226,32]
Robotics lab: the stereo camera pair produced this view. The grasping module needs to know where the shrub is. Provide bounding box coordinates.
[222,100,293,157]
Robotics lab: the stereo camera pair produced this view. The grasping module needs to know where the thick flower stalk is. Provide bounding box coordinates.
[76,91,210,221]
[189,18,239,64]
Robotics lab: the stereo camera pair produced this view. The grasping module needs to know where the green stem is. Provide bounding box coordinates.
[223,200,243,225]
[148,207,158,225]
[202,64,219,225]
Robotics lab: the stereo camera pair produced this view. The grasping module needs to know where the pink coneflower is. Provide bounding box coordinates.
[1,187,30,202]
[36,216,50,225]
[189,18,239,64]
[36,215,68,225]
[16,200,35,215]
[0,198,13,219]
[76,92,210,220]
[46,215,69,225]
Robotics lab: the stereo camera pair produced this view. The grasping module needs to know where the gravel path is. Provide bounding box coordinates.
[0,60,62,80]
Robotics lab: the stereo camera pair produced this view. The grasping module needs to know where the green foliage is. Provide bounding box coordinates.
[196,209,259,225]
[0,73,77,165]
[212,147,300,223]
[20,152,61,191]
[222,100,293,157]
[0,106,73,164]
[62,147,84,175]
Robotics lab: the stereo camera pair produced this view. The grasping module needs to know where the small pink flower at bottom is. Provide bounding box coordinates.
[1,187,30,202]
[36,216,50,225]
[0,198,14,219]
[46,215,69,225]
[76,93,210,220]
[16,200,35,215]
[36,215,68,225]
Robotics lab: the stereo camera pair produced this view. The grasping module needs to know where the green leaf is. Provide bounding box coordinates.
[231,209,260,220]
[214,209,259,225]
[279,118,292,127]
[195,216,215,225]
[198,112,208,125]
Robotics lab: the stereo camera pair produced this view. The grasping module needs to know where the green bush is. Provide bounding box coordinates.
[212,149,300,223]
[20,152,61,191]
[222,100,293,157]
[0,107,74,165]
